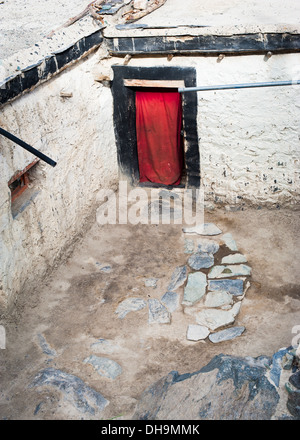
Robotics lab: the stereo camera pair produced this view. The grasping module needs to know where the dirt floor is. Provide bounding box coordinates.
[0,203,299,420]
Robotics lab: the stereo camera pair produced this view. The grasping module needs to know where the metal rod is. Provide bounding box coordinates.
[0,127,57,167]
[178,80,300,93]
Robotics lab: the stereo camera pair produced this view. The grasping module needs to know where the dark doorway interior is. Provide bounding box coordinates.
[111,66,200,188]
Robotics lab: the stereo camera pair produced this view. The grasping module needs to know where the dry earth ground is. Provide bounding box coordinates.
[0,204,299,420]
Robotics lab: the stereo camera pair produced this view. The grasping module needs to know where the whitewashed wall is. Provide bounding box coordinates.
[0,49,299,312]
[195,54,300,208]
[0,52,118,312]
[128,53,300,208]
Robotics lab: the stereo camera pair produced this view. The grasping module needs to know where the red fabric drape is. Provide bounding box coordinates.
[135,89,183,186]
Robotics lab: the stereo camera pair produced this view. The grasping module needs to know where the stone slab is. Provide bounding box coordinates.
[183,223,222,236]
[196,303,241,331]
[208,264,251,279]
[222,233,238,251]
[161,291,179,313]
[115,298,147,319]
[269,347,292,387]
[30,368,109,415]
[289,371,300,390]
[188,252,214,270]
[37,333,57,357]
[187,324,210,341]
[167,265,187,291]
[183,272,207,306]
[184,238,194,254]
[133,353,280,420]
[204,290,233,308]
[196,238,219,254]
[208,279,244,296]
[286,383,300,418]
[282,351,295,370]
[209,326,245,343]
[148,299,171,324]
[83,355,122,380]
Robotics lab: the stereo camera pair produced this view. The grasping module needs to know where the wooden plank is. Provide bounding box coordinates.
[8,158,39,186]
[124,79,185,88]
[123,0,168,24]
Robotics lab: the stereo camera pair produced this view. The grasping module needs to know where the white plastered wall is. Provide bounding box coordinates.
[0,51,118,312]
[0,48,300,312]
[127,52,300,207]
[194,53,300,208]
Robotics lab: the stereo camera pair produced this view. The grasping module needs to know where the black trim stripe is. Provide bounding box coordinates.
[107,32,300,55]
[0,31,103,107]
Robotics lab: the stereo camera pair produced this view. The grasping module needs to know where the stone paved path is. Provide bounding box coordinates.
[115,222,251,343]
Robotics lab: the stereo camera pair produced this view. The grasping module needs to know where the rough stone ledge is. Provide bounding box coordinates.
[133,347,299,420]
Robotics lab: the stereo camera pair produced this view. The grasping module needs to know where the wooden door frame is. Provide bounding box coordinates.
[111,65,200,188]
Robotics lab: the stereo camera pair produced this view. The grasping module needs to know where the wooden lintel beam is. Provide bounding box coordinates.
[124,79,185,88]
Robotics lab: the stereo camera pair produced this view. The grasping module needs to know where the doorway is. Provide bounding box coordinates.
[135,88,184,186]
[111,65,200,188]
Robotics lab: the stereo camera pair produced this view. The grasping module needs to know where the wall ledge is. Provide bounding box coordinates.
[0,30,103,108]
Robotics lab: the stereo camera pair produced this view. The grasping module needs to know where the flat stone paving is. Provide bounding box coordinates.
[112,222,251,343]
[25,220,254,419]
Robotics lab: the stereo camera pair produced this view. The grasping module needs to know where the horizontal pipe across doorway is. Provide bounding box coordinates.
[178,80,300,93]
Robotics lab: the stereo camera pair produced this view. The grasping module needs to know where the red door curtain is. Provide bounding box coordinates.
[135,89,183,186]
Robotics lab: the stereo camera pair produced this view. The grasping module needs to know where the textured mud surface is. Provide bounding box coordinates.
[0,206,299,419]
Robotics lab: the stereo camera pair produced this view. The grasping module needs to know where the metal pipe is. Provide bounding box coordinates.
[178,80,300,93]
[0,127,57,167]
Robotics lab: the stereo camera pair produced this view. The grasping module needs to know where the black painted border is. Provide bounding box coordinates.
[111,65,200,188]
[0,30,103,107]
[1,30,299,108]
[107,33,300,55]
